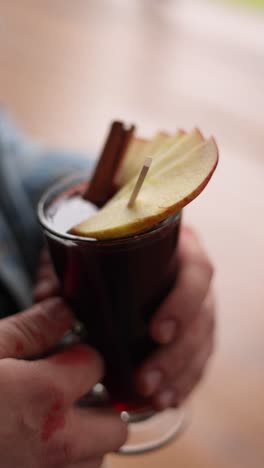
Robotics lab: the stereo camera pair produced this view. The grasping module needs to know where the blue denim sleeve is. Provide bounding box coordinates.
[0,112,94,205]
[20,149,94,206]
[0,112,95,314]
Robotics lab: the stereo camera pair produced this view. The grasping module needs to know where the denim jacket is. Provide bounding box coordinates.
[0,113,92,316]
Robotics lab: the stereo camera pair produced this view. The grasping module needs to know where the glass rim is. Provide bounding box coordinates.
[37,172,181,245]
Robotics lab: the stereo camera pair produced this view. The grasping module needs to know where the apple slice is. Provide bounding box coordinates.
[115,132,168,187]
[151,128,203,174]
[115,128,204,201]
[115,130,185,187]
[70,137,218,239]
[114,136,150,187]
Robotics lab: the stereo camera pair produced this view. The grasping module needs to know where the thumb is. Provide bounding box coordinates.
[0,297,75,360]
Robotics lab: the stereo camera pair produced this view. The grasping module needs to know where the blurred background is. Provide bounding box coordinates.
[1,0,264,467]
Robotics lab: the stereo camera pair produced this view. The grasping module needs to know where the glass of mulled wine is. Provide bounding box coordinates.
[37,173,187,454]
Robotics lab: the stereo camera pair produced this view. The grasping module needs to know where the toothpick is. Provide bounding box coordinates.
[127,157,152,208]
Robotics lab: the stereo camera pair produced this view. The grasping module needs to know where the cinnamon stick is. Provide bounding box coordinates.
[83,121,135,207]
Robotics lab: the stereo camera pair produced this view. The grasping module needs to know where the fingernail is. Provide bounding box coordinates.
[143,370,162,395]
[158,320,175,343]
[157,389,174,409]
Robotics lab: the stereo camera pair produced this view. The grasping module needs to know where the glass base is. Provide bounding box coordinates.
[60,335,189,455]
[77,385,188,455]
[119,407,188,455]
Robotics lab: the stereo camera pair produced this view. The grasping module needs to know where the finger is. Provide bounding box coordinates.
[33,277,61,303]
[153,320,215,410]
[150,225,214,344]
[63,407,127,462]
[36,264,57,281]
[39,248,52,266]
[35,248,57,278]
[34,344,104,407]
[0,297,74,359]
[136,291,215,396]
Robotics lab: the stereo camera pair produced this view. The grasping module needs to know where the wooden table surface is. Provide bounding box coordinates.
[1,1,264,467]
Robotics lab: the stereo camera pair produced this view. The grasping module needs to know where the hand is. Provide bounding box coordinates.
[136,226,215,410]
[0,298,127,468]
